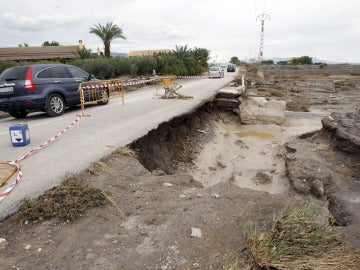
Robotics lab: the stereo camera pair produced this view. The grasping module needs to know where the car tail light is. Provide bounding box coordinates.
[25,67,36,90]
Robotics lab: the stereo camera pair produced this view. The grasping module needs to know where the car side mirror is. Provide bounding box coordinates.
[87,74,95,81]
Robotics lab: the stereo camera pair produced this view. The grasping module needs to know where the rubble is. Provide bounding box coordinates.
[321,111,360,153]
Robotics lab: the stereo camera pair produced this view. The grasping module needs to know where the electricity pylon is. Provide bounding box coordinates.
[257,14,270,61]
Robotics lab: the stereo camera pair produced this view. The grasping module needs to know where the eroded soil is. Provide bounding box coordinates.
[1,65,360,269]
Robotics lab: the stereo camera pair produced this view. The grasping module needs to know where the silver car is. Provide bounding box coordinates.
[208,66,224,78]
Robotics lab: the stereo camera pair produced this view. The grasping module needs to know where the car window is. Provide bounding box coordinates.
[67,66,89,80]
[210,67,219,71]
[37,68,52,79]
[50,67,71,78]
[0,66,28,81]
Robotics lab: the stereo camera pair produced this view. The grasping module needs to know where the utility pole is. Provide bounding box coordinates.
[256,13,270,62]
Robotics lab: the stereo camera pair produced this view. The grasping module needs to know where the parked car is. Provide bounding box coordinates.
[208,66,224,78]
[0,64,108,118]
[227,64,236,72]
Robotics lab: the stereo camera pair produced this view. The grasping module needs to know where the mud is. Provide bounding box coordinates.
[1,65,360,269]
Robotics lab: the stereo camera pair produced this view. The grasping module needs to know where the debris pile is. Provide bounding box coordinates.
[161,83,193,99]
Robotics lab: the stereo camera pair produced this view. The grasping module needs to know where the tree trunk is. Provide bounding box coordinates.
[104,42,111,57]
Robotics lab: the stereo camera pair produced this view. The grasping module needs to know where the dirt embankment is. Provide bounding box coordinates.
[245,64,360,248]
[0,64,360,269]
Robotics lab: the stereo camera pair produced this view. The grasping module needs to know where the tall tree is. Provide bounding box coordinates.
[172,45,191,62]
[192,47,210,67]
[90,22,126,57]
[230,56,239,65]
[42,41,60,46]
[291,56,313,65]
[18,42,29,47]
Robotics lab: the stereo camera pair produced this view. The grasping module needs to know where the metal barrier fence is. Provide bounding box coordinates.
[0,162,17,188]
[79,79,125,116]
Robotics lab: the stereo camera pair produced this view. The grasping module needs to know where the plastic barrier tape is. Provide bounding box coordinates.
[0,115,82,203]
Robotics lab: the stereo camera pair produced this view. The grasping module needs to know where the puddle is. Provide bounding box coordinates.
[236,131,275,139]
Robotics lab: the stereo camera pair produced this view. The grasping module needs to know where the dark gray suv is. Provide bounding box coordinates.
[0,64,108,118]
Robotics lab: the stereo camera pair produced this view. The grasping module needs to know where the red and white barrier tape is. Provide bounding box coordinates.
[0,162,21,202]
[177,74,208,79]
[82,79,156,90]
[0,115,82,203]
[81,75,205,91]
[123,78,155,87]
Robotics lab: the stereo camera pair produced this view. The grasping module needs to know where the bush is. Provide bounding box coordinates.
[137,56,157,75]
[261,60,274,65]
[111,57,131,76]
[73,58,115,79]
[0,60,18,73]
[291,56,313,65]
[0,45,210,78]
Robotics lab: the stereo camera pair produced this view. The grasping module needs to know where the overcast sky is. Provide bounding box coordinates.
[0,0,359,63]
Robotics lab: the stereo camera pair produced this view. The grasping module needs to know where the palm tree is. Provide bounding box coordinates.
[192,47,210,67]
[90,22,126,57]
[172,45,191,62]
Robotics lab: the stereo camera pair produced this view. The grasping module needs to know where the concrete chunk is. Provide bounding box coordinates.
[240,97,286,125]
[217,88,241,98]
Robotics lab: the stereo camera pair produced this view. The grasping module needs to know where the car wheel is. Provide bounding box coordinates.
[46,93,65,117]
[97,89,109,105]
[9,111,28,119]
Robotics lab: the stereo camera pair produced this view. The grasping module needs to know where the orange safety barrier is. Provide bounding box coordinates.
[0,162,17,187]
[78,79,125,116]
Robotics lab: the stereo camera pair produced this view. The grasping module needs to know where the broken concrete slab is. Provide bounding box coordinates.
[239,96,286,125]
[216,87,242,98]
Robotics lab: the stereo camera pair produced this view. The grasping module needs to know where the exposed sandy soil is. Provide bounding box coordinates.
[0,65,360,269]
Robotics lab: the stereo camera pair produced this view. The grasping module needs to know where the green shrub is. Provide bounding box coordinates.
[111,57,131,76]
[0,45,210,78]
[138,56,157,75]
[129,63,138,77]
[0,60,18,73]
[261,60,274,65]
[74,58,115,79]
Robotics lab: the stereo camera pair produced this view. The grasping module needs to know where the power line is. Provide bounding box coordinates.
[256,13,270,61]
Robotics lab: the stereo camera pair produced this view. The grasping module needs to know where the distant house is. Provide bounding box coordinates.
[0,44,81,60]
[128,49,170,57]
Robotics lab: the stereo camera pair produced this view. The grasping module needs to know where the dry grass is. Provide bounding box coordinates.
[118,146,137,157]
[231,201,360,270]
[17,176,106,221]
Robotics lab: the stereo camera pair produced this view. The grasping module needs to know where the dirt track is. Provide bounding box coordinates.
[0,64,360,269]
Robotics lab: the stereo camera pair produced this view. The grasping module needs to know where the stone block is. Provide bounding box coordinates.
[240,96,286,125]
